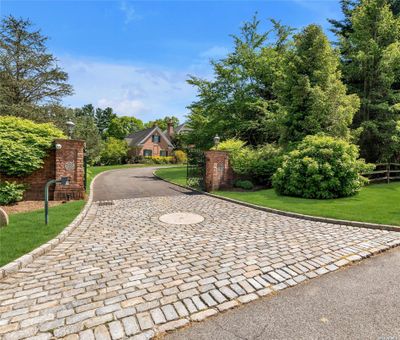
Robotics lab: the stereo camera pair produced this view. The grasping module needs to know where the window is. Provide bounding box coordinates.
[152,135,160,143]
[143,149,152,157]
[160,150,167,157]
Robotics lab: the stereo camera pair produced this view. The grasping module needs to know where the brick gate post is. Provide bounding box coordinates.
[53,139,85,200]
[204,150,234,192]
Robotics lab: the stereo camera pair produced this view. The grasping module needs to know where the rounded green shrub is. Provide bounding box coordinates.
[0,116,64,176]
[0,181,26,205]
[272,135,373,199]
[234,180,254,190]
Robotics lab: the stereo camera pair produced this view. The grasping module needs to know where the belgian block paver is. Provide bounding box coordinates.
[1,194,400,339]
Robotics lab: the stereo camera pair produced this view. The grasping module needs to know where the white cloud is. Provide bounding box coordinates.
[119,0,139,24]
[59,56,205,122]
[200,46,230,59]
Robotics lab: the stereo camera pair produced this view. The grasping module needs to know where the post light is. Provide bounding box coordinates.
[66,120,75,139]
[44,177,70,225]
[213,134,220,147]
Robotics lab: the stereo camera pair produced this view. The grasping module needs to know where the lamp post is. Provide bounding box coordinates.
[44,177,70,225]
[66,120,75,139]
[213,134,220,148]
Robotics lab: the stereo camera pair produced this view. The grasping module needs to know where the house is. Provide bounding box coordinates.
[125,120,192,158]
[125,125,174,158]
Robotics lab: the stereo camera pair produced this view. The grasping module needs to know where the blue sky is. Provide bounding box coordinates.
[1,0,342,122]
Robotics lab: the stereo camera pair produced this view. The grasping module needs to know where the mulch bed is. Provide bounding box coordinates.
[0,201,67,215]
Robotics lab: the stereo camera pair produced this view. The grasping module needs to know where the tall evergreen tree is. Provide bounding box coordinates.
[0,16,73,117]
[187,16,293,148]
[277,25,360,145]
[338,0,400,161]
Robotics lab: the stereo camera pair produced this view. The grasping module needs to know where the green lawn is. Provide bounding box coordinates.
[155,166,400,226]
[155,166,187,186]
[215,183,400,226]
[0,200,85,266]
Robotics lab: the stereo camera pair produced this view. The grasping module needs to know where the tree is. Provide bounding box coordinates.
[0,16,73,116]
[277,24,360,145]
[74,116,102,165]
[144,116,179,131]
[186,17,293,149]
[330,0,400,39]
[75,104,95,118]
[100,137,128,165]
[94,107,116,138]
[338,0,400,162]
[106,116,144,139]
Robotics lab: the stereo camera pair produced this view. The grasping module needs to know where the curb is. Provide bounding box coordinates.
[153,171,400,233]
[0,171,103,281]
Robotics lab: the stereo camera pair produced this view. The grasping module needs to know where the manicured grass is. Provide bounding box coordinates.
[155,166,187,186]
[155,167,400,226]
[214,182,400,226]
[0,200,85,266]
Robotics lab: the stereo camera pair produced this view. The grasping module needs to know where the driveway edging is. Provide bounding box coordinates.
[153,171,400,232]
[0,171,103,280]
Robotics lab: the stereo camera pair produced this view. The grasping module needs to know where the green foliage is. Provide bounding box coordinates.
[273,135,373,199]
[212,139,246,152]
[215,139,283,185]
[186,16,293,149]
[74,115,103,165]
[173,150,187,164]
[100,137,128,165]
[144,116,179,131]
[0,16,73,113]
[0,116,64,176]
[0,181,25,205]
[234,180,254,190]
[95,107,117,138]
[277,24,360,144]
[143,156,174,164]
[337,0,400,162]
[106,116,144,140]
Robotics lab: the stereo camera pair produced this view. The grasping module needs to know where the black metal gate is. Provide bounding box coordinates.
[186,148,206,190]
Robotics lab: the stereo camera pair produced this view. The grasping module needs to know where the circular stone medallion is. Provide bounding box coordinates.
[159,212,204,225]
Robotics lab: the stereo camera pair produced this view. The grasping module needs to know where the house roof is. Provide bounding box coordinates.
[125,126,173,148]
[163,123,192,135]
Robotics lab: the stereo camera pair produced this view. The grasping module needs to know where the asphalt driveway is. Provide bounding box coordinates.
[93,166,192,201]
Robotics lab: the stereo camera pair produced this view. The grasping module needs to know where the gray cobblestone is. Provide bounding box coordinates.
[0,194,399,339]
[122,316,140,336]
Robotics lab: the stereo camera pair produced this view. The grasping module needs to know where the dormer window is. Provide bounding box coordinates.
[152,135,161,143]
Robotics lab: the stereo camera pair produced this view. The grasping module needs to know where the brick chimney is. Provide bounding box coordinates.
[167,119,174,139]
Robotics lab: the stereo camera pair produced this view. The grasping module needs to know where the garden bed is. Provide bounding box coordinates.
[1,200,65,215]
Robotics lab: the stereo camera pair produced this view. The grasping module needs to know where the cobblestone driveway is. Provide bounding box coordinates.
[1,193,400,340]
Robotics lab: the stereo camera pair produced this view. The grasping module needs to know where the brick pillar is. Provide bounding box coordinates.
[53,139,85,200]
[204,151,234,192]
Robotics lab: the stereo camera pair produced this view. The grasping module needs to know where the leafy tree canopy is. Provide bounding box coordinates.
[107,116,144,139]
[144,116,179,131]
[338,0,400,161]
[186,16,294,149]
